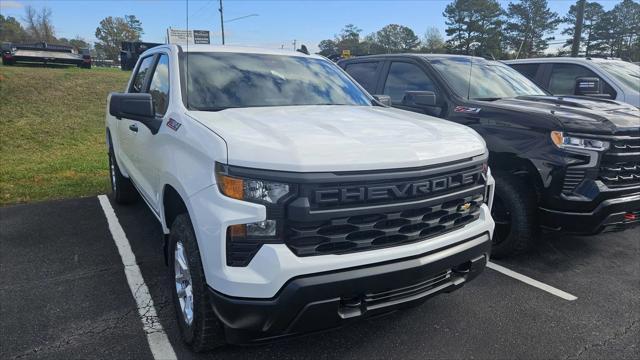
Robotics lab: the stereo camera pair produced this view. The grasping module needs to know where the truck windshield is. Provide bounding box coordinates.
[428,56,547,100]
[597,61,640,91]
[181,52,371,110]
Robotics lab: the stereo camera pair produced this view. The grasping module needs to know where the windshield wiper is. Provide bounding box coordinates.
[191,106,233,112]
[473,97,502,101]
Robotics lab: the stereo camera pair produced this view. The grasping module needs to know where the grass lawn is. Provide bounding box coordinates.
[0,64,131,205]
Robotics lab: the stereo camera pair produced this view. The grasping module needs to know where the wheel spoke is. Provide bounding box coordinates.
[174,240,194,326]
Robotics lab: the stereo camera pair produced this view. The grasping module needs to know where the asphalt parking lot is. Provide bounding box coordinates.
[1,196,638,360]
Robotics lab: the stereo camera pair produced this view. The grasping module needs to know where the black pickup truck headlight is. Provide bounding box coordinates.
[550,131,609,151]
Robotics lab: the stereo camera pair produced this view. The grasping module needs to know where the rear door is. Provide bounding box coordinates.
[342,61,382,94]
[509,63,545,87]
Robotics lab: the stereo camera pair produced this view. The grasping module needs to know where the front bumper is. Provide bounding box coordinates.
[539,193,640,234]
[208,232,491,345]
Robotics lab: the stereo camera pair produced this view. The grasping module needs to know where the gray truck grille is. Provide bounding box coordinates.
[285,193,483,257]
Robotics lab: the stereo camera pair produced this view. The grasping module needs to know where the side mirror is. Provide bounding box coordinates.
[373,94,392,106]
[574,77,602,96]
[109,92,155,122]
[402,91,437,107]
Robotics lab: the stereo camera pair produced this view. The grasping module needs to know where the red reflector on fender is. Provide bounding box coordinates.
[624,213,636,221]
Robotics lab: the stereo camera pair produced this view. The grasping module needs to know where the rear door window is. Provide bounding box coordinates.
[344,62,380,93]
[510,63,540,81]
[383,62,436,103]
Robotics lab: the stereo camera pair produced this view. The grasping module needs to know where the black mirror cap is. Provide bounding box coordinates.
[373,94,392,106]
[574,77,602,96]
[109,92,155,122]
[403,90,436,107]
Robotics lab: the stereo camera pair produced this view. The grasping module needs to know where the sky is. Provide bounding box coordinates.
[0,0,623,53]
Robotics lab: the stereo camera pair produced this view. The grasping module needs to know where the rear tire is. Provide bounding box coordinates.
[490,172,537,258]
[108,149,138,204]
[169,214,226,352]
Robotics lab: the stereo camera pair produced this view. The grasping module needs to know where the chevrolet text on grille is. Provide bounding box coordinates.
[314,170,481,206]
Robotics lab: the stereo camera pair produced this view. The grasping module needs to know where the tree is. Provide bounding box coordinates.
[590,0,640,60]
[336,24,365,55]
[504,0,561,58]
[124,15,144,38]
[316,24,369,56]
[317,39,338,57]
[23,5,56,42]
[95,16,142,62]
[421,27,445,53]
[369,24,420,53]
[0,14,28,42]
[443,0,504,57]
[562,1,604,56]
[58,36,91,50]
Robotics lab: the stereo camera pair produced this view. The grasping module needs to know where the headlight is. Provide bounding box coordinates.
[550,131,609,151]
[216,166,291,242]
[217,173,290,204]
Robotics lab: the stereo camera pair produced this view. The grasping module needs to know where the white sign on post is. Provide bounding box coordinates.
[167,28,211,45]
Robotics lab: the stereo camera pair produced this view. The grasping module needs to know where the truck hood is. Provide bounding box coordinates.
[188,105,486,172]
[479,96,639,134]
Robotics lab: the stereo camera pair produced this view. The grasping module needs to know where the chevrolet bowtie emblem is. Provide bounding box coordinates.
[458,202,472,212]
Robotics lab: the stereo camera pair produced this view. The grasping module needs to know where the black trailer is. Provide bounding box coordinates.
[120,41,162,70]
[1,42,91,68]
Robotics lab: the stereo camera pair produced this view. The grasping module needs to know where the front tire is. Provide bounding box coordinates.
[108,149,138,204]
[169,214,225,352]
[490,172,537,258]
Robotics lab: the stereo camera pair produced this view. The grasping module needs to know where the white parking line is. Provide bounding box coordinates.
[98,195,177,360]
[487,261,578,301]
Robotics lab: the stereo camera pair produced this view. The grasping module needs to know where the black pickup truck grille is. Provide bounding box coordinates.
[599,136,640,188]
[286,192,484,257]
[599,161,640,187]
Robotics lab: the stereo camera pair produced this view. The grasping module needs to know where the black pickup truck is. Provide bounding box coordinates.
[339,54,640,257]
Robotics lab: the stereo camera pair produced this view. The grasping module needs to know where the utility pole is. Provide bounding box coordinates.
[292,39,297,51]
[571,0,585,57]
[219,0,225,45]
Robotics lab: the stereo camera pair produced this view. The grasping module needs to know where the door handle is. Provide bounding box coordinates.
[129,124,138,132]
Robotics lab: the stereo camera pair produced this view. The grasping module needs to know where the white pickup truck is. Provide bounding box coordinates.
[105,44,495,351]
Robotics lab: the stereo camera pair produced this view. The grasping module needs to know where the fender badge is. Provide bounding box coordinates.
[167,118,182,131]
[454,106,481,114]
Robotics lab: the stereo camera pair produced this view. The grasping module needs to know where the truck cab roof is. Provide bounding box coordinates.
[142,43,321,59]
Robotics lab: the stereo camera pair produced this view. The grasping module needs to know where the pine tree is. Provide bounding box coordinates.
[504,0,561,58]
[443,0,504,57]
[562,1,605,56]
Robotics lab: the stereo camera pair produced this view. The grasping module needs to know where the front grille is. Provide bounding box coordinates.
[226,240,262,267]
[599,136,640,188]
[285,193,483,257]
[562,168,586,194]
[608,137,640,154]
[599,161,640,187]
[364,270,452,310]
